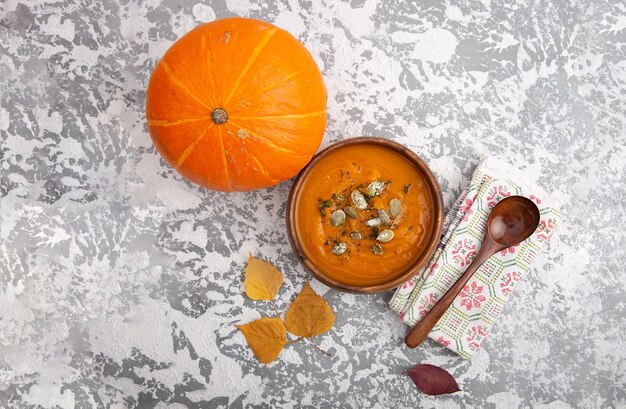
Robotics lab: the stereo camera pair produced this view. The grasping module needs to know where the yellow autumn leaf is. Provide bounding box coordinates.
[244,254,283,300]
[285,281,335,338]
[237,317,287,363]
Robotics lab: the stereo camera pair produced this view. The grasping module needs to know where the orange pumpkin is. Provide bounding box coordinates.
[146,17,327,191]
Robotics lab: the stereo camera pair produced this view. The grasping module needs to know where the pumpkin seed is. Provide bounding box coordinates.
[344,206,359,219]
[389,198,402,217]
[332,242,347,256]
[365,218,381,227]
[378,209,391,224]
[371,244,383,255]
[365,180,386,197]
[351,190,368,210]
[376,229,394,242]
[330,210,346,227]
[350,231,362,240]
[335,193,346,202]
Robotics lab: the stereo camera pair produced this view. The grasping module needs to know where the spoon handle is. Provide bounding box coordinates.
[405,243,500,348]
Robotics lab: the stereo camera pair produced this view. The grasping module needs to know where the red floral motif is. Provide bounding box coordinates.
[436,336,451,347]
[417,293,437,318]
[401,281,414,290]
[466,325,488,351]
[500,271,522,295]
[459,281,486,311]
[499,246,517,257]
[536,221,547,241]
[536,218,556,242]
[529,195,542,205]
[486,186,511,208]
[460,197,474,221]
[451,238,477,267]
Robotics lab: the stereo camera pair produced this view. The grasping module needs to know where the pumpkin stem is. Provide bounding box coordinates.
[211,108,228,125]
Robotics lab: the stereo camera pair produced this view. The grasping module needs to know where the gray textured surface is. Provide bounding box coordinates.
[1,0,625,408]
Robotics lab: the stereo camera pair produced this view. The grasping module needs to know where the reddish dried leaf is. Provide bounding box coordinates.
[407,364,461,396]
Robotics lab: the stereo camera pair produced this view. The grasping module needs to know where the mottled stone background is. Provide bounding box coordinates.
[1,0,625,408]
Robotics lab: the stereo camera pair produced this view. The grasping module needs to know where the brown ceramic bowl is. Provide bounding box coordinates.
[286,137,444,293]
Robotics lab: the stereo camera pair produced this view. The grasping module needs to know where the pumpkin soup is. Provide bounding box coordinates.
[294,143,435,286]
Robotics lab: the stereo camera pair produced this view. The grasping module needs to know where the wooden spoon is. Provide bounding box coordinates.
[405,195,541,349]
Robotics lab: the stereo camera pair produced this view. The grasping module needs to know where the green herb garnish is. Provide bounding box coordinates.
[318,199,331,216]
[403,183,412,193]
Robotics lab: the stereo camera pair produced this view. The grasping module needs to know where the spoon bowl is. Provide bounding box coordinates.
[487,196,541,246]
[405,195,540,349]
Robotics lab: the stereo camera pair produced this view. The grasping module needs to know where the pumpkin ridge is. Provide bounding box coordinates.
[222,27,279,107]
[160,61,213,111]
[226,123,279,183]
[148,117,212,127]
[230,109,325,121]
[201,34,219,106]
[217,126,234,191]
[248,154,278,182]
[255,68,306,95]
[228,119,308,158]
[175,123,214,167]
[241,142,278,182]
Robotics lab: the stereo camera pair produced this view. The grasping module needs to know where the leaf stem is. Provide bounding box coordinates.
[285,337,304,346]
[307,338,331,356]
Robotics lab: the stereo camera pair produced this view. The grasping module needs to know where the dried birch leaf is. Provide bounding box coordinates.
[237,317,287,363]
[285,281,335,337]
[244,254,283,300]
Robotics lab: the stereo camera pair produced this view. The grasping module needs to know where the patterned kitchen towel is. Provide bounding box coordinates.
[389,156,562,359]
